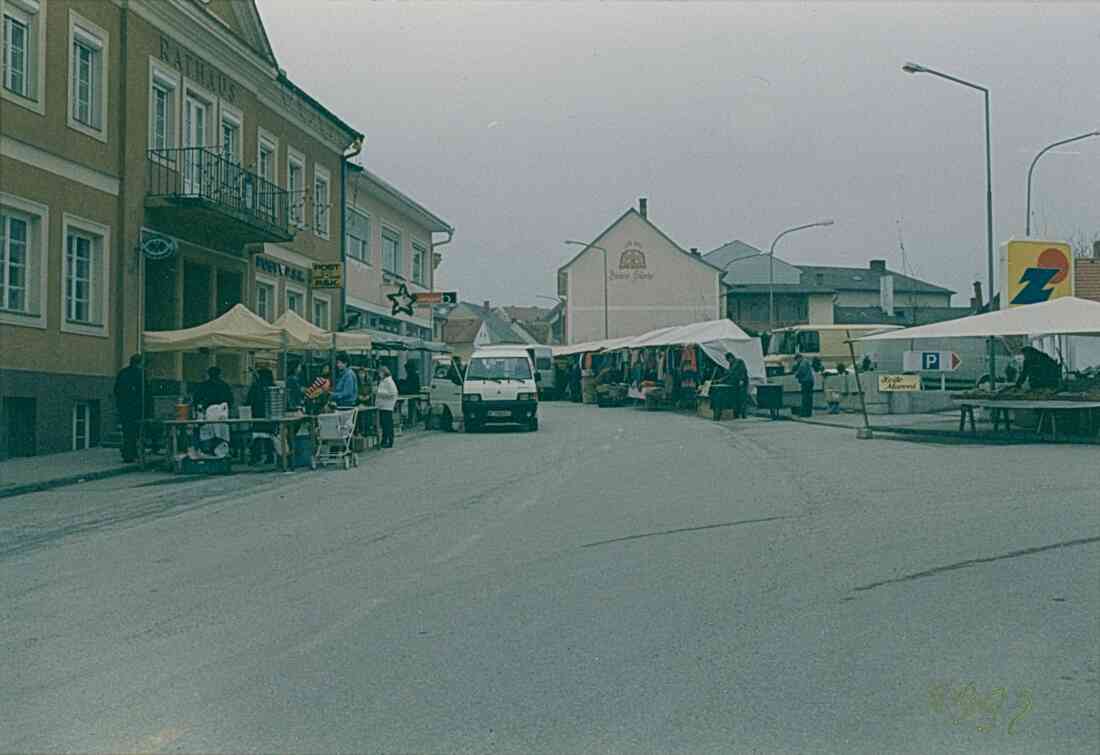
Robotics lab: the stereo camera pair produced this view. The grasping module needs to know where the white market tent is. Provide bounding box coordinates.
[273,310,373,352]
[858,297,1100,341]
[551,318,766,381]
[143,303,291,353]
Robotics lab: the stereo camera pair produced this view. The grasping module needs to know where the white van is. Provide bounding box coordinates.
[525,345,555,399]
[462,346,540,431]
[428,355,465,431]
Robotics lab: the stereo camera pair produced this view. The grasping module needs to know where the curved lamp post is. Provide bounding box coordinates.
[768,220,834,332]
[1026,131,1100,236]
[564,240,608,339]
[903,61,997,383]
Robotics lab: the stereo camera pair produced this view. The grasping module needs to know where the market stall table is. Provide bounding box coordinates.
[142,414,317,472]
[953,399,1100,441]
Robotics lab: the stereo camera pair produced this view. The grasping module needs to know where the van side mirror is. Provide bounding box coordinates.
[534,372,542,382]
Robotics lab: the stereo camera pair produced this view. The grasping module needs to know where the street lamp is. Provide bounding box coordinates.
[768,220,834,332]
[1026,130,1100,236]
[563,240,608,339]
[903,60,997,384]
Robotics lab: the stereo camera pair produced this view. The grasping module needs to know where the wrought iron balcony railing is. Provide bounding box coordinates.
[145,147,295,243]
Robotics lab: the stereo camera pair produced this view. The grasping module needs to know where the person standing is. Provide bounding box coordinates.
[794,353,815,417]
[246,368,277,465]
[1015,346,1062,391]
[375,365,398,448]
[727,352,749,419]
[285,360,305,412]
[113,354,145,463]
[331,353,359,409]
[193,366,234,413]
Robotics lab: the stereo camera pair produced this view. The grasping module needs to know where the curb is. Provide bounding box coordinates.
[0,463,141,501]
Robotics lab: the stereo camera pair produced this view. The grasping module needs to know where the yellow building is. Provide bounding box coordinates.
[1,0,360,457]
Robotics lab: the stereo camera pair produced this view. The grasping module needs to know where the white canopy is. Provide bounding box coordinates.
[552,335,639,357]
[858,297,1100,341]
[273,310,373,352]
[143,304,288,353]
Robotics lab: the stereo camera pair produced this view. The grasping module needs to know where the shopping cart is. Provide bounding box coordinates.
[312,408,359,470]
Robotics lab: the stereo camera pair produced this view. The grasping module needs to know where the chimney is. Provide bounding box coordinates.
[1093,240,1100,258]
[690,247,699,256]
[869,259,887,273]
[638,197,648,219]
[972,281,984,311]
[483,300,491,311]
[815,272,825,286]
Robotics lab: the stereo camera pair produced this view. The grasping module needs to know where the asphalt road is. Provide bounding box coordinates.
[2,404,1097,754]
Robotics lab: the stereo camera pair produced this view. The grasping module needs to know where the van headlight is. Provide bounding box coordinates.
[517,392,536,401]
[462,394,481,402]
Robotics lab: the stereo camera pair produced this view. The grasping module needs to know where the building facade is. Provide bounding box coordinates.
[0,0,360,458]
[558,199,727,344]
[343,165,453,344]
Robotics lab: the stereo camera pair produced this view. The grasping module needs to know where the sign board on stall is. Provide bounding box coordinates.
[878,374,922,392]
[413,291,458,305]
[1001,240,1074,307]
[311,263,343,289]
[902,350,961,372]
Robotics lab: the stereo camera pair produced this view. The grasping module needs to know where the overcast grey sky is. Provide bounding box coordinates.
[261,1,1099,307]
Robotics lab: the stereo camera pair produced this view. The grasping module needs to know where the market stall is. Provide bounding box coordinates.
[858,297,1100,440]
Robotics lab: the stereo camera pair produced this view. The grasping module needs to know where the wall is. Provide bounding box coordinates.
[833,290,952,308]
[808,294,835,324]
[566,212,720,343]
[1075,258,1100,302]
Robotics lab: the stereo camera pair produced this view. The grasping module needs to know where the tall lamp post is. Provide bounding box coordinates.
[564,240,609,339]
[768,221,834,332]
[902,61,997,384]
[1026,131,1100,236]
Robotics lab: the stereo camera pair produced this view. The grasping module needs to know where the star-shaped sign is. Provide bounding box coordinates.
[387,282,416,317]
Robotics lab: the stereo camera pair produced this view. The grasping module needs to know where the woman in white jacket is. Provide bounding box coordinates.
[375,366,399,448]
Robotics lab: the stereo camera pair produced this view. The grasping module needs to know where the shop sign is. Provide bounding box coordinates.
[159,36,238,103]
[878,374,922,392]
[255,255,306,283]
[140,229,177,260]
[1002,240,1074,307]
[413,291,458,305]
[311,263,343,289]
[609,241,655,282]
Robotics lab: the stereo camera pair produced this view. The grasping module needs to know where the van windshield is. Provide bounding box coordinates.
[467,356,532,381]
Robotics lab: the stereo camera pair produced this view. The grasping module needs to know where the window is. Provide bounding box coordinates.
[221,118,239,163]
[312,296,330,329]
[797,330,821,354]
[255,279,274,322]
[0,194,47,328]
[1,213,28,312]
[286,287,303,316]
[287,151,305,227]
[257,131,277,221]
[313,166,331,238]
[67,12,107,139]
[60,214,109,336]
[382,228,401,275]
[2,0,42,110]
[148,65,178,153]
[346,206,370,262]
[3,11,27,96]
[258,140,275,182]
[412,242,426,285]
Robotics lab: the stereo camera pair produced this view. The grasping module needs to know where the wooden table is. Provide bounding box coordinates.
[142,415,316,472]
[954,399,1100,441]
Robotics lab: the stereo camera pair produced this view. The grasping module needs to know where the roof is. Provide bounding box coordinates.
[442,319,482,345]
[797,264,954,295]
[276,73,363,145]
[348,165,453,234]
[834,305,976,327]
[441,302,534,345]
[704,240,767,270]
[557,207,727,277]
[726,283,837,295]
[502,306,553,323]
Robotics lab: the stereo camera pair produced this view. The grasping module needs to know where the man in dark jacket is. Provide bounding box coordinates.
[193,366,234,412]
[725,352,750,419]
[794,353,815,417]
[1015,346,1061,391]
[113,354,145,463]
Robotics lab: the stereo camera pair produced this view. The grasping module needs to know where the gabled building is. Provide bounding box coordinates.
[1,0,361,457]
[557,198,727,344]
[440,301,537,361]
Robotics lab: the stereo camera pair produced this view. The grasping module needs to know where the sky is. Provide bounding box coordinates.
[260,1,1099,307]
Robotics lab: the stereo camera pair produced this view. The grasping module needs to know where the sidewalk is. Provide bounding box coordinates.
[0,447,141,500]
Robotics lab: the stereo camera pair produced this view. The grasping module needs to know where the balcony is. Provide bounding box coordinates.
[145,147,296,249]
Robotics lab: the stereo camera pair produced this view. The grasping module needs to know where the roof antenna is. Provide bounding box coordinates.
[896,218,917,314]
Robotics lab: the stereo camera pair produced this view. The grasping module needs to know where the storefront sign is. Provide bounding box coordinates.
[159,36,238,103]
[609,241,654,282]
[1002,240,1074,307]
[878,374,922,392]
[140,229,177,260]
[255,255,306,283]
[413,291,457,305]
[311,263,343,289]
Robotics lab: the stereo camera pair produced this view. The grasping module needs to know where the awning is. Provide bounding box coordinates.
[363,329,449,353]
[274,310,373,351]
[143,303,288,353]
[858,297,1100,341]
